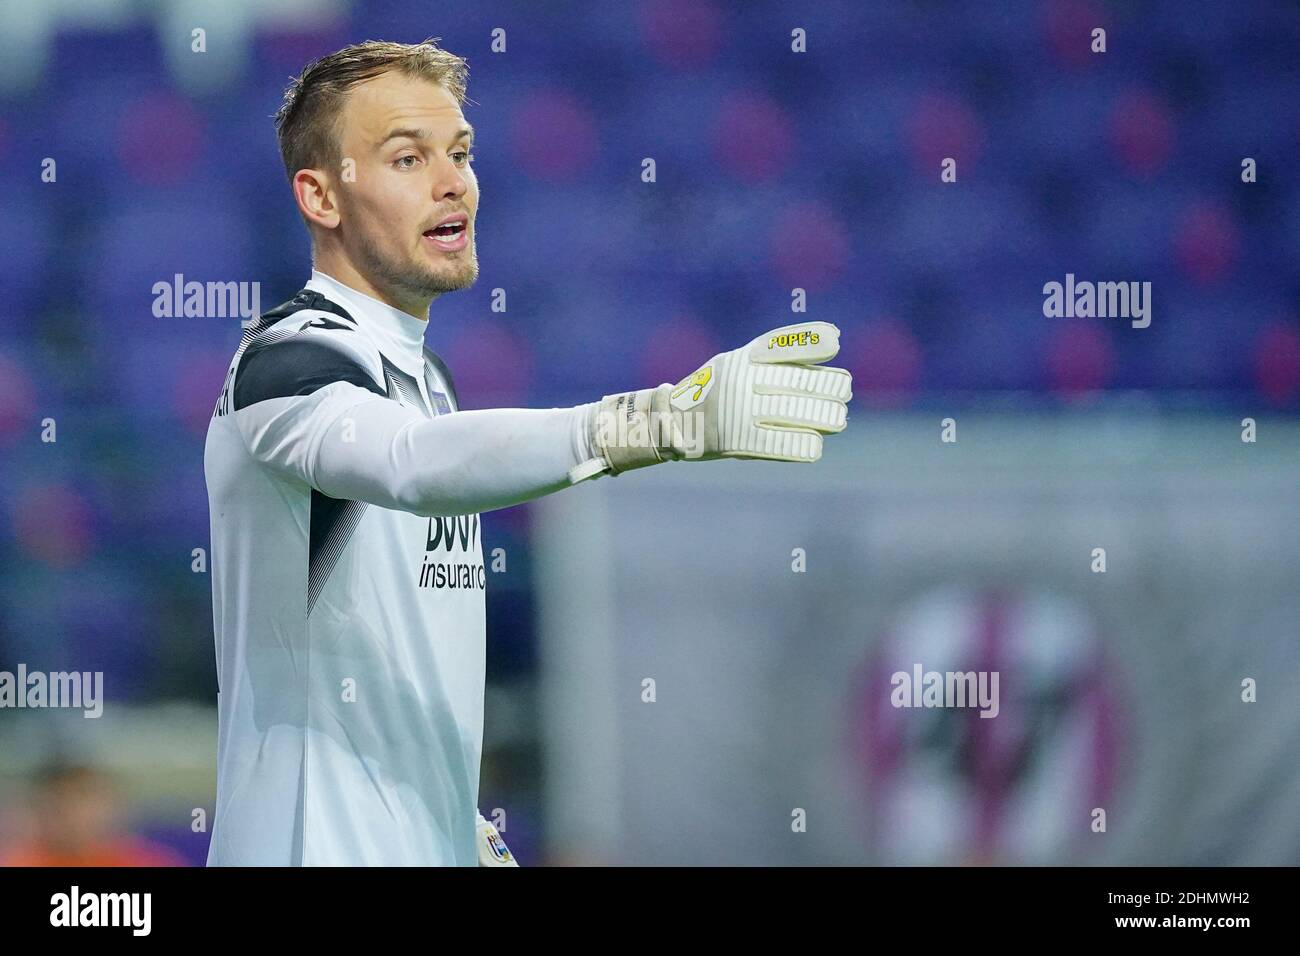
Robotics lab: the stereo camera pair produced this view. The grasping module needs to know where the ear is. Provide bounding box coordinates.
[293,167,340,231]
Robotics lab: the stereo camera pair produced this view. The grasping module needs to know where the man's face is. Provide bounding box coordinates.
[332,71,479,304]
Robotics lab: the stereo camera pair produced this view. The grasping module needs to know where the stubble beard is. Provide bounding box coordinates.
[357,233,478,304]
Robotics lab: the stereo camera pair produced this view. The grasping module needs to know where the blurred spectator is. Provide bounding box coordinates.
[0,763,183,867]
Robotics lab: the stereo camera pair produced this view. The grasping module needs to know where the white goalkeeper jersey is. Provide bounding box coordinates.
[204,270,594,866]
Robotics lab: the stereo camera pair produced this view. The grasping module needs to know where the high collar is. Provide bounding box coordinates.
[305,269,428,375]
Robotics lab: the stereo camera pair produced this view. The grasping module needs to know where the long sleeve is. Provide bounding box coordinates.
[230,332,597,517]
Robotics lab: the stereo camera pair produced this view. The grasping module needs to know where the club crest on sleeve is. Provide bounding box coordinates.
[485,828,512,862]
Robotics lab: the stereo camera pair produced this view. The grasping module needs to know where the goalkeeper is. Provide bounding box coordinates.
[203,38,851,867]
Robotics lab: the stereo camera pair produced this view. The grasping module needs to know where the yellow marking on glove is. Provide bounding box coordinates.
[672,365,712,404]
[768,329,820,349]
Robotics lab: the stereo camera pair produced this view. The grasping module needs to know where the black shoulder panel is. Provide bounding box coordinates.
[262,289,356,325]
[233,337,384,411]
[423,346,460,410]
[237,289,357,352]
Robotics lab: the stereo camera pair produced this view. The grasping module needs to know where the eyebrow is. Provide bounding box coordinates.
[377,125,475,148]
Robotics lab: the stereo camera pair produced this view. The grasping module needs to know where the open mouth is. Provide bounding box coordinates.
[423,218,469,251]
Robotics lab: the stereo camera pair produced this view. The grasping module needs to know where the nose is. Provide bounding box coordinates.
[432,153,469,203]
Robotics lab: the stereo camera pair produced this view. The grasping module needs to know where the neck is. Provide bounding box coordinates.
[312,248,434,321]
[306,269,432,370]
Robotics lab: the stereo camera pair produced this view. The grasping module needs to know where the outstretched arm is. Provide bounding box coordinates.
[231,320,852,517]
[237,379,597,517]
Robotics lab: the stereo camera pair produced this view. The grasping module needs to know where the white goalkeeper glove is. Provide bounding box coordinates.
[570,321,852,481]
[476,811,518,866]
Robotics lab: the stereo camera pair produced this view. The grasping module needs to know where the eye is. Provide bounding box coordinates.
[452,149,474,166]
[393,154,420,170]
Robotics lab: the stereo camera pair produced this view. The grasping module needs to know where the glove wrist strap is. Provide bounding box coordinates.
[567,456,610,485]
[591,385,673,475]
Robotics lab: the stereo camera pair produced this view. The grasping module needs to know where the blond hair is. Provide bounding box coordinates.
[275,38,469,180]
